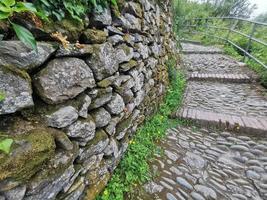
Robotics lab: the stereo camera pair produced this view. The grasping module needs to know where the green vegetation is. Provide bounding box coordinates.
[0,137,13,154]
[172,0,267,87]
[34,0,118,22]
[97,59,186,200]
[0,0,39,50]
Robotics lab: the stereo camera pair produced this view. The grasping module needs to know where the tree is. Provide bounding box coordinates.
[255,12,267,23]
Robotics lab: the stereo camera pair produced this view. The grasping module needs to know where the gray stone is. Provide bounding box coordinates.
[104,138,119,158]
[134,89,145,107]
[91,7,112,27]
[25,165,75,200]
[46,106,79,128]
[78,129,109,161]
[91,108,111,128]
[246,170,260,180]
[195,185,217,199]
[66,118,96,141]
[116,44,134,64]
[106,26,124,36]
[105,93,125,115]
[0,41,56,71]
[86,43,119,81]
[166,193,177,200]
[2,185,26,200]
[108,35,124,45]
[164,150,179,161]
[105,114,124,136]
[61,179,85,200]
[78,95,91,118]
[124,2,143,18]
[184,152,206,169]
[136,43,149,59]
[191,192,205,200]
[176,177,193,190]
[124,13,142,31]
[89,87,113,109]
[0,67,33,115]
[34,58,95,104]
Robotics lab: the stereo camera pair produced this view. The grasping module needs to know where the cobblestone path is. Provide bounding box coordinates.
[130,43,267,200]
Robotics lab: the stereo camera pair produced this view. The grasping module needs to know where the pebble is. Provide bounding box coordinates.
[191,192,205,200]
[166,193,177,200]
[176,177,193,190]
[175,191,186,200]
[160,181,173,190]
[246,170,260,180]
[195,184,217,199]
[232,193,248,200]
[230,145,249,152]
[248,166,264,173]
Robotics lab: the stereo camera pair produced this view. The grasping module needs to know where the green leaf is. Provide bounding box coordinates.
[0,11,10,19]
[11,23,37,52]
[0,138,13,154]
[0,3,12,13]
[13,2,37,13]
[1,0,15,7]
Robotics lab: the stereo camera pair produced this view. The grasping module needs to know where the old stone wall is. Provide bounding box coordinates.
[0,0,177,199]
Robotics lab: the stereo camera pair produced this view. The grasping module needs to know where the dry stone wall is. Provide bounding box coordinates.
[0,0,177,199]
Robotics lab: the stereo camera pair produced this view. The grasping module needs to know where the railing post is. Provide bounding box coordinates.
[243,23,257,61]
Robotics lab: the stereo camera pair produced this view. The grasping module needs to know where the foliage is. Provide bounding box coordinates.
[0,0,38,51]
[33,0,115,22]
[97,59,186,200]
[0,137,13,154]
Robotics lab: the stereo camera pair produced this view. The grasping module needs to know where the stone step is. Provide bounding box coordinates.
[176,107,267,135]
[181,43,224,54]
[181,50,223,54]
[183,81,267,118]
[188,73,255,83]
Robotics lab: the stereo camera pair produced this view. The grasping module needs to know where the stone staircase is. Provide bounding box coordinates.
[176,42,267,135]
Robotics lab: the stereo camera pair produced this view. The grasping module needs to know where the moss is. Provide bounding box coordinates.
[85,172,111,200]
[85,129,108,148]
[81,29,108,44]
[1,65,31,83]
[0,129,56,182]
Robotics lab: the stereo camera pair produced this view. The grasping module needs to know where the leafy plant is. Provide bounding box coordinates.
[0,137,13,154]
[0,0,38,51]
[34,0,114,22]
[0,91,5,102]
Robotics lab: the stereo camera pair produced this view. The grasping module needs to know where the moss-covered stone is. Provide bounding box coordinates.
[80,29,108,44]
[0,129,56,182]
[43,19,85,42]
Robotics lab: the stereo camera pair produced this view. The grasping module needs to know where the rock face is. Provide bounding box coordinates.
[0,0,176,199]
[106,93,125,115]
[34,58,95,104]
[46,106,79,128]
[0,41,56,71]
[86,43,119,81]
[0,66,34,115]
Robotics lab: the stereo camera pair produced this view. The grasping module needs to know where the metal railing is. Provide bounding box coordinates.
[180,17,267,69]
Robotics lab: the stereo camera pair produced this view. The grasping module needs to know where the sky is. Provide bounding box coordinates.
[250,0,267,17]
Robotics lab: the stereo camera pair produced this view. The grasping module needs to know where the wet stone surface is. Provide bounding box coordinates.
[182,54,254,76]
[130,127,267,200]
[183,81,267,117]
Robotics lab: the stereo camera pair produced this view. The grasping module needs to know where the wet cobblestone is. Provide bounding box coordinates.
[130,127,267,200]
[183,81,267,117]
